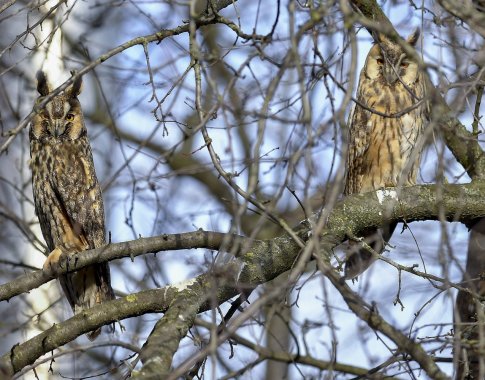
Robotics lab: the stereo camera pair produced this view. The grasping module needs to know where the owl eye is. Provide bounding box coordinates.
[376,58,384,65]
[401,61,410,68]
[66,113,75,121]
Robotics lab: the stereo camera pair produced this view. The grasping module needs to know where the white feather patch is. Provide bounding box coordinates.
[172,277,197,292]
[376,189,398,204]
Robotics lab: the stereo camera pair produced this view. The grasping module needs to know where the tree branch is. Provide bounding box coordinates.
[2,182,485,375]
[436,0,485,39]
[194,318,403,379]
[0,0,244,155]
[0,231,250,302]
[314,255,450,380]
[135,288,206,378]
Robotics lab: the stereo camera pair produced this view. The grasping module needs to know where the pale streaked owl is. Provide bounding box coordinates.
[29,71,115,340]
[344,29,427,279]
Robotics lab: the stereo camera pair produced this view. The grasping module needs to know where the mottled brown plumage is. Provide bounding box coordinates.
[30,71,114,340]
[344,30,427,279]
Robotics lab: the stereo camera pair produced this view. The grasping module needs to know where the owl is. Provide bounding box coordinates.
[343,29,427,279]
[30,71,115,340]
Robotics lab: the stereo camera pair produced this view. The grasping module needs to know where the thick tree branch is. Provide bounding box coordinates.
[2,182,484,304]
[0,231,250,302]
[135,288,206,378]
[2,182,485,375]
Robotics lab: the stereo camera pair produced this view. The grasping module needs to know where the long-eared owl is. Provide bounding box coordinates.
[344,29,427,279]
[29,71,115,339]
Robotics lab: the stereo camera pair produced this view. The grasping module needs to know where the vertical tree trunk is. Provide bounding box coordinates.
[455,218,485,379]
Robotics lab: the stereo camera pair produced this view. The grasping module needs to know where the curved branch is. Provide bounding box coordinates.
[2,182,484,304]
[136,287,204,377]
[2,182,485,375]
[0,231,250,302]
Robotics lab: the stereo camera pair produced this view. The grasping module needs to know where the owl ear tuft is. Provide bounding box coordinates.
[66,71,83,98]
[406,28,420,46]
[36,71,50,96]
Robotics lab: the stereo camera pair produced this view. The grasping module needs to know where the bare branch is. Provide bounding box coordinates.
[2,182,484,376]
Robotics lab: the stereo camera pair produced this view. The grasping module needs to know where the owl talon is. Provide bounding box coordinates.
[43,247,63,273]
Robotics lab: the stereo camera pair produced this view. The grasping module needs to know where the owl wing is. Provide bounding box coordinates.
[344,93,371,195]
[51,146,106,250]
[32,189,56,252]
[51,144,114,334]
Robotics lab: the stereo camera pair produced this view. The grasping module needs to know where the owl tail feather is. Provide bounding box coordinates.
[344,222,397,280]
[59,263,115,340]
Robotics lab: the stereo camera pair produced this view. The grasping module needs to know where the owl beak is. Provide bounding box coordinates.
[53,120,64,138]
[384,68,398,85]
